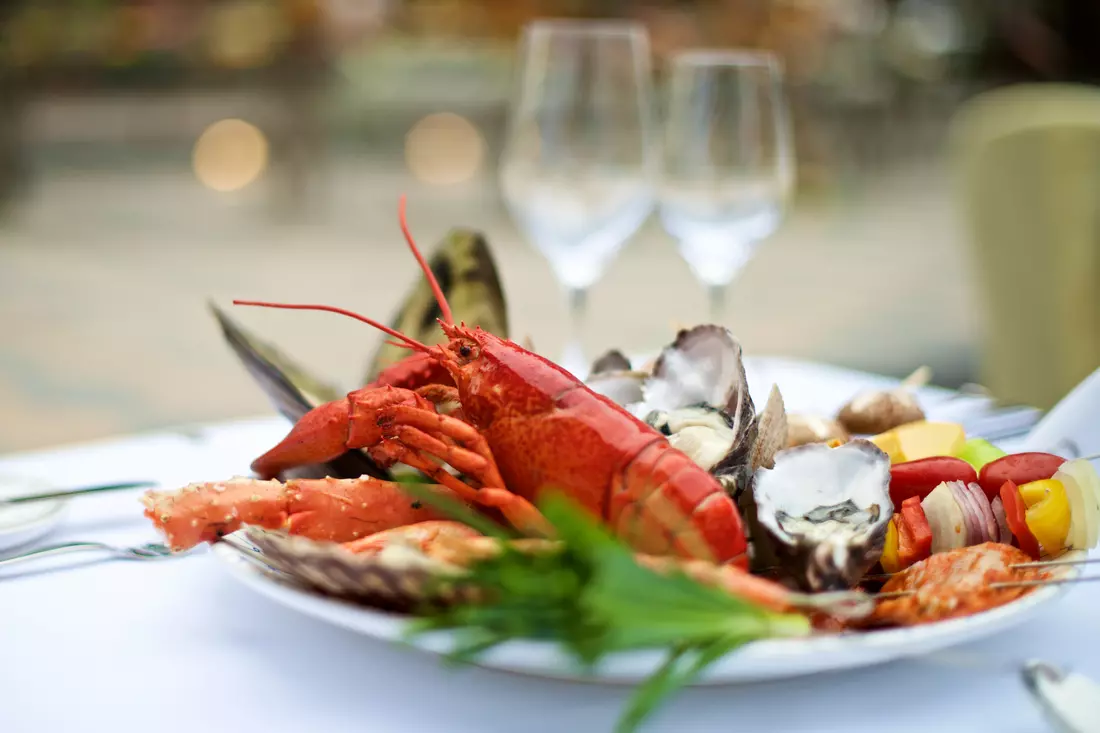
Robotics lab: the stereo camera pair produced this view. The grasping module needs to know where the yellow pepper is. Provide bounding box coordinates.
[880,517,902,574]
[1021,479,1072,554]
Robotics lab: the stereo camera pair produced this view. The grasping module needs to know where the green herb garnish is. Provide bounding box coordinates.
[399,490,809,733]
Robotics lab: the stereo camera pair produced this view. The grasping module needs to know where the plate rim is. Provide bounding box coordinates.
[210,539,1078,685]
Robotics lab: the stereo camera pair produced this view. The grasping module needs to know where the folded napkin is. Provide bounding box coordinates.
[1022,367,1100,458]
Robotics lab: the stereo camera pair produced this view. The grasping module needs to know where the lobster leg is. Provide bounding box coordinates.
[374,407,551,536]
[378,404,505,486]
[251,387,550,536]
[142,476,456,552]
[414,384,461,408]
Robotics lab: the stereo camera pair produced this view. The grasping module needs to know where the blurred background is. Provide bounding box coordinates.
[1,0,1098,453]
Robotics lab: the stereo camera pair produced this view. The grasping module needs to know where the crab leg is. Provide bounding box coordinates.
[142,476,458,552]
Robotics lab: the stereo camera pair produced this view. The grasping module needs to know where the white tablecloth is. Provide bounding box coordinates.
[1,363,1096,733]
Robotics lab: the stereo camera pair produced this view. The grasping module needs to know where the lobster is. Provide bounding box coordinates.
[369,351,454,391]
[144,197,748,567]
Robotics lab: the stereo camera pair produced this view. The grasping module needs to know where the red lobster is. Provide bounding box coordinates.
[369,351,453,392]
[146,197,748,566]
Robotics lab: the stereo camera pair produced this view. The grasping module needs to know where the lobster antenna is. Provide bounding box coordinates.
[398,194,454,325]
[232,300,430,353]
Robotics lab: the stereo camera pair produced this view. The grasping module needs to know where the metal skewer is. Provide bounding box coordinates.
[864,555,1100,582]
[0,481,156,506]
[873,572,1100,599]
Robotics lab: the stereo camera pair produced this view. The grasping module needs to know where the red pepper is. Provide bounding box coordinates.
[895,496,933,567]
[999,480,1042,559]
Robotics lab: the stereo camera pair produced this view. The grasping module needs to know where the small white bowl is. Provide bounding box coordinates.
[0,474,68,553]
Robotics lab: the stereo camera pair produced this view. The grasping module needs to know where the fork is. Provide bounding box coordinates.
[0,541,182,569]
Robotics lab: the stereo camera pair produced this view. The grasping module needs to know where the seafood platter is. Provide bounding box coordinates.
[141,199,1100,732]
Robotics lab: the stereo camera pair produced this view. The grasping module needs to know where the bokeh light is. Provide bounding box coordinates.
[192,119,269,193]
[404,113,485,186]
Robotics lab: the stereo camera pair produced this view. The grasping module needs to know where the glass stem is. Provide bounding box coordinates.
[707,283,727,324]
[563,287,588,376]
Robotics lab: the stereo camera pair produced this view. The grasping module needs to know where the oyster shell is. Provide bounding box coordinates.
[586,369,648,406]
[590,349,633,375]
[640,326,758,487]
[644,325,754,418]
[586,326,789,502]
[646,406,738,473]
[752,439,893,592]
[237,527,481,611]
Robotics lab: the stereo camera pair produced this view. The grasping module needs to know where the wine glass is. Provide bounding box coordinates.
[499,19,657,376]
[658,50,795,323]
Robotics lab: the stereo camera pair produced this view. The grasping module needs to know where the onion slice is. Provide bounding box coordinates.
[922,481,968,553]
[965,480,998,545]
[1054,459,1100,550]
[949,480,984,544]
[991,496,1013,545]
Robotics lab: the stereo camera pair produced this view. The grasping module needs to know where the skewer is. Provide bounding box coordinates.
[990,576,1100,590]
[863,555,1100,582]
[874,574,1100,600]
[1011,556,1100,569]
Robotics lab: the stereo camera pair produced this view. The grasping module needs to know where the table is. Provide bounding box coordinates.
[1,361,1095,733]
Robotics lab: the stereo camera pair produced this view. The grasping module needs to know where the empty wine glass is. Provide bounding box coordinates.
[499,19,657,376]
[658,50,794,322]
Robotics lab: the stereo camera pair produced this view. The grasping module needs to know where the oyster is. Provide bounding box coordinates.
[590,349,633,374]
[647,406,739,474]
[752,439,893,592]
[586,326,791,500]
[641,326,759,492]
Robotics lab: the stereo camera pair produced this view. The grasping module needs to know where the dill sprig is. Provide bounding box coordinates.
[397,488,810,733]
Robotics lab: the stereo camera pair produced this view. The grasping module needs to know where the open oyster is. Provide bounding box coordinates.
[752,439,893,592]
[586,326,788,499]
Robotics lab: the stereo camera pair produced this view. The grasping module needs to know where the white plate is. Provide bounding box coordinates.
[200,355,1053,685]
[211,541,1078,685]
[0,475,67,553]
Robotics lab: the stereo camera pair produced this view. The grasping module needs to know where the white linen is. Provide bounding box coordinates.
[0,363,1096,733]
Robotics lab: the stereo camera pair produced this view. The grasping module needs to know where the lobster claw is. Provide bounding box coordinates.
[210,302,392,481]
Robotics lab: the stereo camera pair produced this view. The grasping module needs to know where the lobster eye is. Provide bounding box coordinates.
[454,340,479,361]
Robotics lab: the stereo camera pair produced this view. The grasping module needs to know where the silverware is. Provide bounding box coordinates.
[1022,660,1100,733]
[0,541,181,569]
[0,481,156,507]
